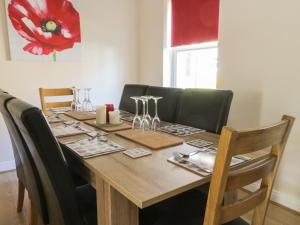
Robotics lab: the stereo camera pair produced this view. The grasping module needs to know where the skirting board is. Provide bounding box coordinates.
[245,182,300,213]
[0,160,16,173]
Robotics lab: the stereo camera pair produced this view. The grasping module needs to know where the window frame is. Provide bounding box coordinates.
[170,41,218,88]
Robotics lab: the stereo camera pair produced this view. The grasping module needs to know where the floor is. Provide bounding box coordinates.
[0,171,300,225]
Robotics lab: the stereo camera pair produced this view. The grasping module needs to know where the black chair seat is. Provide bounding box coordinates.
[140,190,248,225]
[76,185,97,225]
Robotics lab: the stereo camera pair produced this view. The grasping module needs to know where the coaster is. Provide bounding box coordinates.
[123,148,152,159]
[186,139,214,148]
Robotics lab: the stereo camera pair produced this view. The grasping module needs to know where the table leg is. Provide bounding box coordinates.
[96,177,139,225]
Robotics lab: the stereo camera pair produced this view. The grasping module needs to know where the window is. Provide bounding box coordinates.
[165,0,220,89]
[171,42,218,89]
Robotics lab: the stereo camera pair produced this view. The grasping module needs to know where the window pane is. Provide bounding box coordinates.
[175,47,218,89]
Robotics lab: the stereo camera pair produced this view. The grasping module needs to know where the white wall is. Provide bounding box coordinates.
[0,0,139,165]
[138,0,165,86]
[218,0,300,211]
[137,0,300,211]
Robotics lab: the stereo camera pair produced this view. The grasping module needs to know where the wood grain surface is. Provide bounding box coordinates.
[85,120,132,132]
[47,112,270,209]
[116,129,184,150]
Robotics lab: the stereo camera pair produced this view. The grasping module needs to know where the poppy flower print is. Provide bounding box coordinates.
[7,0,81,61]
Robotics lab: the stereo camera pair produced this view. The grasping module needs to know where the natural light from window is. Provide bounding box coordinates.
[172,42,218,89]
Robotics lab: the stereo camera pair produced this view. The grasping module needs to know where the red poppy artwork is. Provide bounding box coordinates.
[5,0,81,61]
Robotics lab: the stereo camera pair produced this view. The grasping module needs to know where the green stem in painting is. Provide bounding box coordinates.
[52,50,57,62]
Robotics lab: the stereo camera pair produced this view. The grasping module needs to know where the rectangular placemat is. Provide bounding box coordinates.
[64,111,96,121]
[168,150,250,177]
[116,130,183,150]
[51,125,89,138]
[66,138,125,159]
[85,120,132,132]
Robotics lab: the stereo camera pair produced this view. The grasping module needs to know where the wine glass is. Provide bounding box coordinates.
[75,88,82,111]
[151,97,163,131]
[71,87,77,111]
[140,97,150,131]
[85,88,93,112]
[82,88,88,111]
[142,96,153,124]
[130,96,142,129]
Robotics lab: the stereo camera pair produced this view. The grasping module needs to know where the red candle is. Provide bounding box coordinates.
[105,104,114,123]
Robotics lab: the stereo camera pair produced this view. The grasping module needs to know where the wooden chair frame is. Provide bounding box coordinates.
[39,88,73,111]
[204,115,295,225]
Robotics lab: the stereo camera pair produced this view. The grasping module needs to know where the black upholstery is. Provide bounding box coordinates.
[0,92,49,223]
[7,98,96,225]
[146,86,183,122]
[142,190,248,225]
[0,90,27,211]
[175,89,233,134]
[0,90,25,186]
[119,85,234,133]
[0,90,26,192]
[119,84,149,113]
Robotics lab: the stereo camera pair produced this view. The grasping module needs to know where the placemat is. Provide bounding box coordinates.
[66,138,125,158]
[121,115,134,123]
[116,129,183,150]
[85,120,132,132]
[158,124,205,137]
[168,149,250,177]
[64,111,96,121]
[51,125,89,138]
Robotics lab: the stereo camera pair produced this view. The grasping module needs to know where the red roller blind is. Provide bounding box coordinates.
[171,0,220,47]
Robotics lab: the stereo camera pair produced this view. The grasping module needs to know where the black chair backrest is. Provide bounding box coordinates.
[7,99,85,225]
[0,90,27,206]
[0,93,49,223]
[175,89,233,134]
[146,86,183,122]
[119,84,149,113]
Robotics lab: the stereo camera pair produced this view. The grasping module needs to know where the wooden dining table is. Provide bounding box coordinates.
[46,111,270,225]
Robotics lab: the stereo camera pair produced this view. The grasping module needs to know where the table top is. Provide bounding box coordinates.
[47,111,269,209]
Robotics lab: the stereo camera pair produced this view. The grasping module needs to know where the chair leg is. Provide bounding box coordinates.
[29,200,38,225]
[17,180,25,212]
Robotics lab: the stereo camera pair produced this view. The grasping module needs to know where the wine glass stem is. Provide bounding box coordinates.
[154,99,158,117]
[135,99,139,116]
[142,101,145,117]
[87,90,90,101]
[145,100,149,115]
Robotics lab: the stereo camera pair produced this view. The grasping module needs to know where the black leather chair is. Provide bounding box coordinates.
[175,89,233,134]
[146,86,182,122]
[0,90,28,214]
[7,98,97,225]
[119,84,149,113]
[0,92,48,224]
